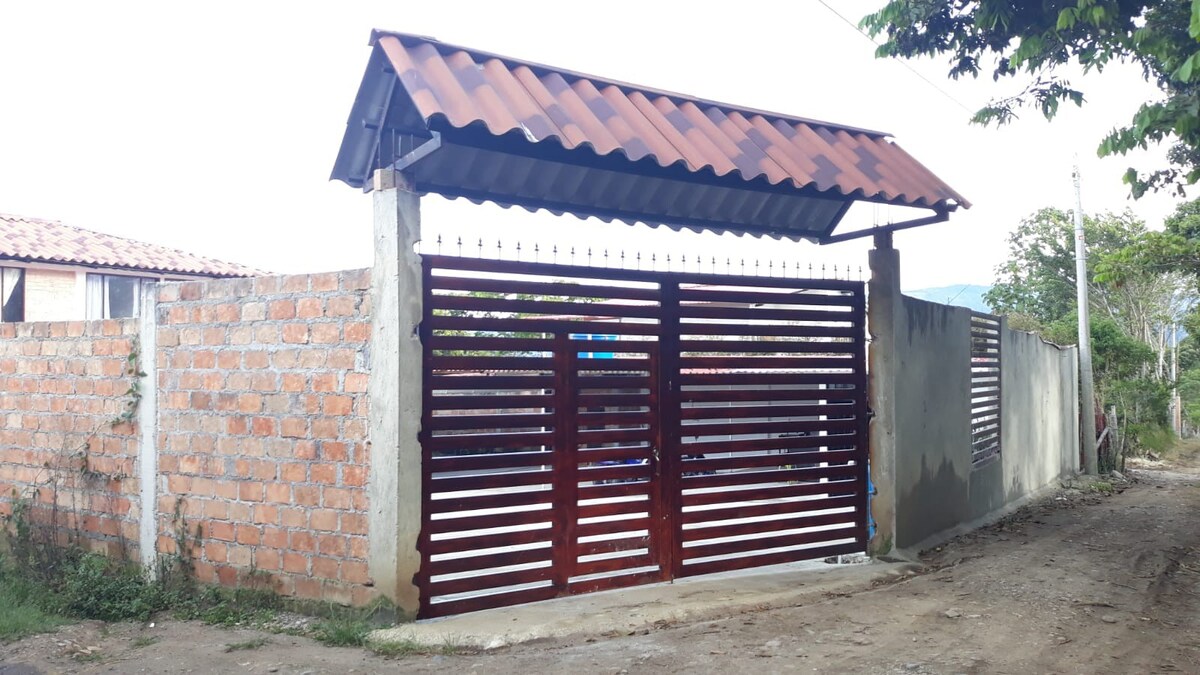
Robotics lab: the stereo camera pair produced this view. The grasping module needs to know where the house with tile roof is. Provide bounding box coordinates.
[0,213,260,322]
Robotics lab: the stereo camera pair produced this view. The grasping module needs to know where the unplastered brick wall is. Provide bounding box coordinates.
[0,319,142,558]
[155,270,373,604]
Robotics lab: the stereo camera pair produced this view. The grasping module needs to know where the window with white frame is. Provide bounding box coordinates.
[86,274,147,319]
[1,267,24,322]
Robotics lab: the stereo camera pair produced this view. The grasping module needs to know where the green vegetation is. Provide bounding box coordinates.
[224,636,269,652]
[863,1,1200,198]
[312,615,372,647]
[0,567,65,641]
[130,635,158,648]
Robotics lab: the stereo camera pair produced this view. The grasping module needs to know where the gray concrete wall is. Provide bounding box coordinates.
[892,295,1079,551]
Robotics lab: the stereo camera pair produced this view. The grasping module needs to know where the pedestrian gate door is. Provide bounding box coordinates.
[418,255,868,617]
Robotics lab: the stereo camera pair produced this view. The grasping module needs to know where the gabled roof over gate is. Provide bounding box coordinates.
[331,30,969,242]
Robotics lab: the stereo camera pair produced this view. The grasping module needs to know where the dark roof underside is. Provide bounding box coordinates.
[332,31,968,241]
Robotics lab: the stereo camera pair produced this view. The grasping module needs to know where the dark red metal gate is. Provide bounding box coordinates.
[418,255,868,618]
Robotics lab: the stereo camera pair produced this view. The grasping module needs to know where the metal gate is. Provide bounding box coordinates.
[418,255,868,617]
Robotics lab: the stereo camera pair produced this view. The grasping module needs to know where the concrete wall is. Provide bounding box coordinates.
[892,295,1079,551]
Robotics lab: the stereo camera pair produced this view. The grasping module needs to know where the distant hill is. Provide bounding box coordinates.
[904,285,993,313]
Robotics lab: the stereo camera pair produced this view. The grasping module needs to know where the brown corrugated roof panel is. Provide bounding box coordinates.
[332,31,969,241]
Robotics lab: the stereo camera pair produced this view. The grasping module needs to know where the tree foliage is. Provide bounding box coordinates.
[862,1,1200,197]
[984,207,1146,327]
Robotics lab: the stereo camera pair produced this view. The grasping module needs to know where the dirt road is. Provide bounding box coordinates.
[4,456,1199,674]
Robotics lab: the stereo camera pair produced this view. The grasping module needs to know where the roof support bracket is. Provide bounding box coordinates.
[817,210,951,245]
[390,131,442,173]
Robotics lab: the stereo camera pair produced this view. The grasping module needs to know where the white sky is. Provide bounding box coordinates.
[0,1,1180,290]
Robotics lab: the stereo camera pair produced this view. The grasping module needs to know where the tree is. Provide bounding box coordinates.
[862,1,1200,197]
[985,207,1148,330]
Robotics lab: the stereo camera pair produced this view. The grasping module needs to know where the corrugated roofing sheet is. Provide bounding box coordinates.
[0,213,261,277]
[332,31,968,240]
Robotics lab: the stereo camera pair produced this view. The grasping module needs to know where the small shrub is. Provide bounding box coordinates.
[61,554,166,622]
[224,636,269,652]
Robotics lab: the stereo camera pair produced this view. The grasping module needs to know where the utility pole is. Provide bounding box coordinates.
[1172,322,1181,436]
[1074,166,1098,475]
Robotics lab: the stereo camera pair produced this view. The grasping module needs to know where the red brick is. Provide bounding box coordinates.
[342,560,370,585]
[236,525,261,546]
[290,531,316,553]
[327,349,357,369]
[312,419,338,439]
[281,275,309,293]
[344,373,368,393]
[265,483,291,504]
[323,395,353,416]
[280,463,307,482]
[244,350,269,369]
[281,374,306,392]
[297,297,324,319]
[281,324,308,344]
[317,534,348,557]
[310,323,340,344]
[268,300,296,320]
[322,487,353,509]
[310,509,338,532]
[280,508,307,528]
[341,465,366,487]
[254,548,281,571]
[312,556,340,580]
[311,464,336,484]
[204,541,228,563]
[294,440,318,460]
[293,576,321,600]
[293,485,320,507]
[251,418,275,436]
[280,417,308,439]
[344,322,369,343]
[321,441,348,462]
[311,373,336,392]
[311,272,339,292]
[262,526,288,548]
[326,295,356,317]
[341,513,367,536]
[239,482,264,502]
[237,393,263,413]
[282,552,308,575]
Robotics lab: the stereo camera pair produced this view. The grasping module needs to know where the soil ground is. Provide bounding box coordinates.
[4,449,1200,674]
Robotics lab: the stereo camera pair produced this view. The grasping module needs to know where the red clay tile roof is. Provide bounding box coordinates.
[0,213,261,277]
[333,31,968,241]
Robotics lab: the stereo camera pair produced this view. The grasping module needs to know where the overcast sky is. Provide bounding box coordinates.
[0,1,1180,290]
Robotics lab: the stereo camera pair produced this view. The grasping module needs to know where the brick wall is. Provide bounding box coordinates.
[154,270,373,604]
[0,319,142,557]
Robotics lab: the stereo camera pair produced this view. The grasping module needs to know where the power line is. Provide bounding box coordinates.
[815,0,976,116]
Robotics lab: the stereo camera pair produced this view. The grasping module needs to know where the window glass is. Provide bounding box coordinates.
[106,276,139,318]
[0,267,24,322]
[85,274,147,319]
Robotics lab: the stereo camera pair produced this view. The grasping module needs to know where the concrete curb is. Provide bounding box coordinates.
[370,559,921,650]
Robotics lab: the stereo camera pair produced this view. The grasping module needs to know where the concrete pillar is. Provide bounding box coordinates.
[367,169,423,617]
[137,280,159,572]
[867,232,899,558]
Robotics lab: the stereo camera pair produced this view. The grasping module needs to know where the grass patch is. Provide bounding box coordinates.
[312,615,371,647]
[0,574,65,642]
[1088,480,1115,494]
[369,633,470,658]
[130,635,158,648]
[224,636,269,652]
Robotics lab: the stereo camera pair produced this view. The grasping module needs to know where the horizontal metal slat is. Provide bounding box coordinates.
[425,430,554,452]
[676,526,864,562]
[423,585,559,619]
[681,463,862,490]
[426,546,552,577]
[427,565,555,599]
[682,494,860,524]
[430,274,660,302]
[427,507,555,535]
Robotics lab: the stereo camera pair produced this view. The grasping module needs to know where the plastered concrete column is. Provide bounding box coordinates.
[367,169,423,617]
[137,280,158,572]
[867,233,900,558]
